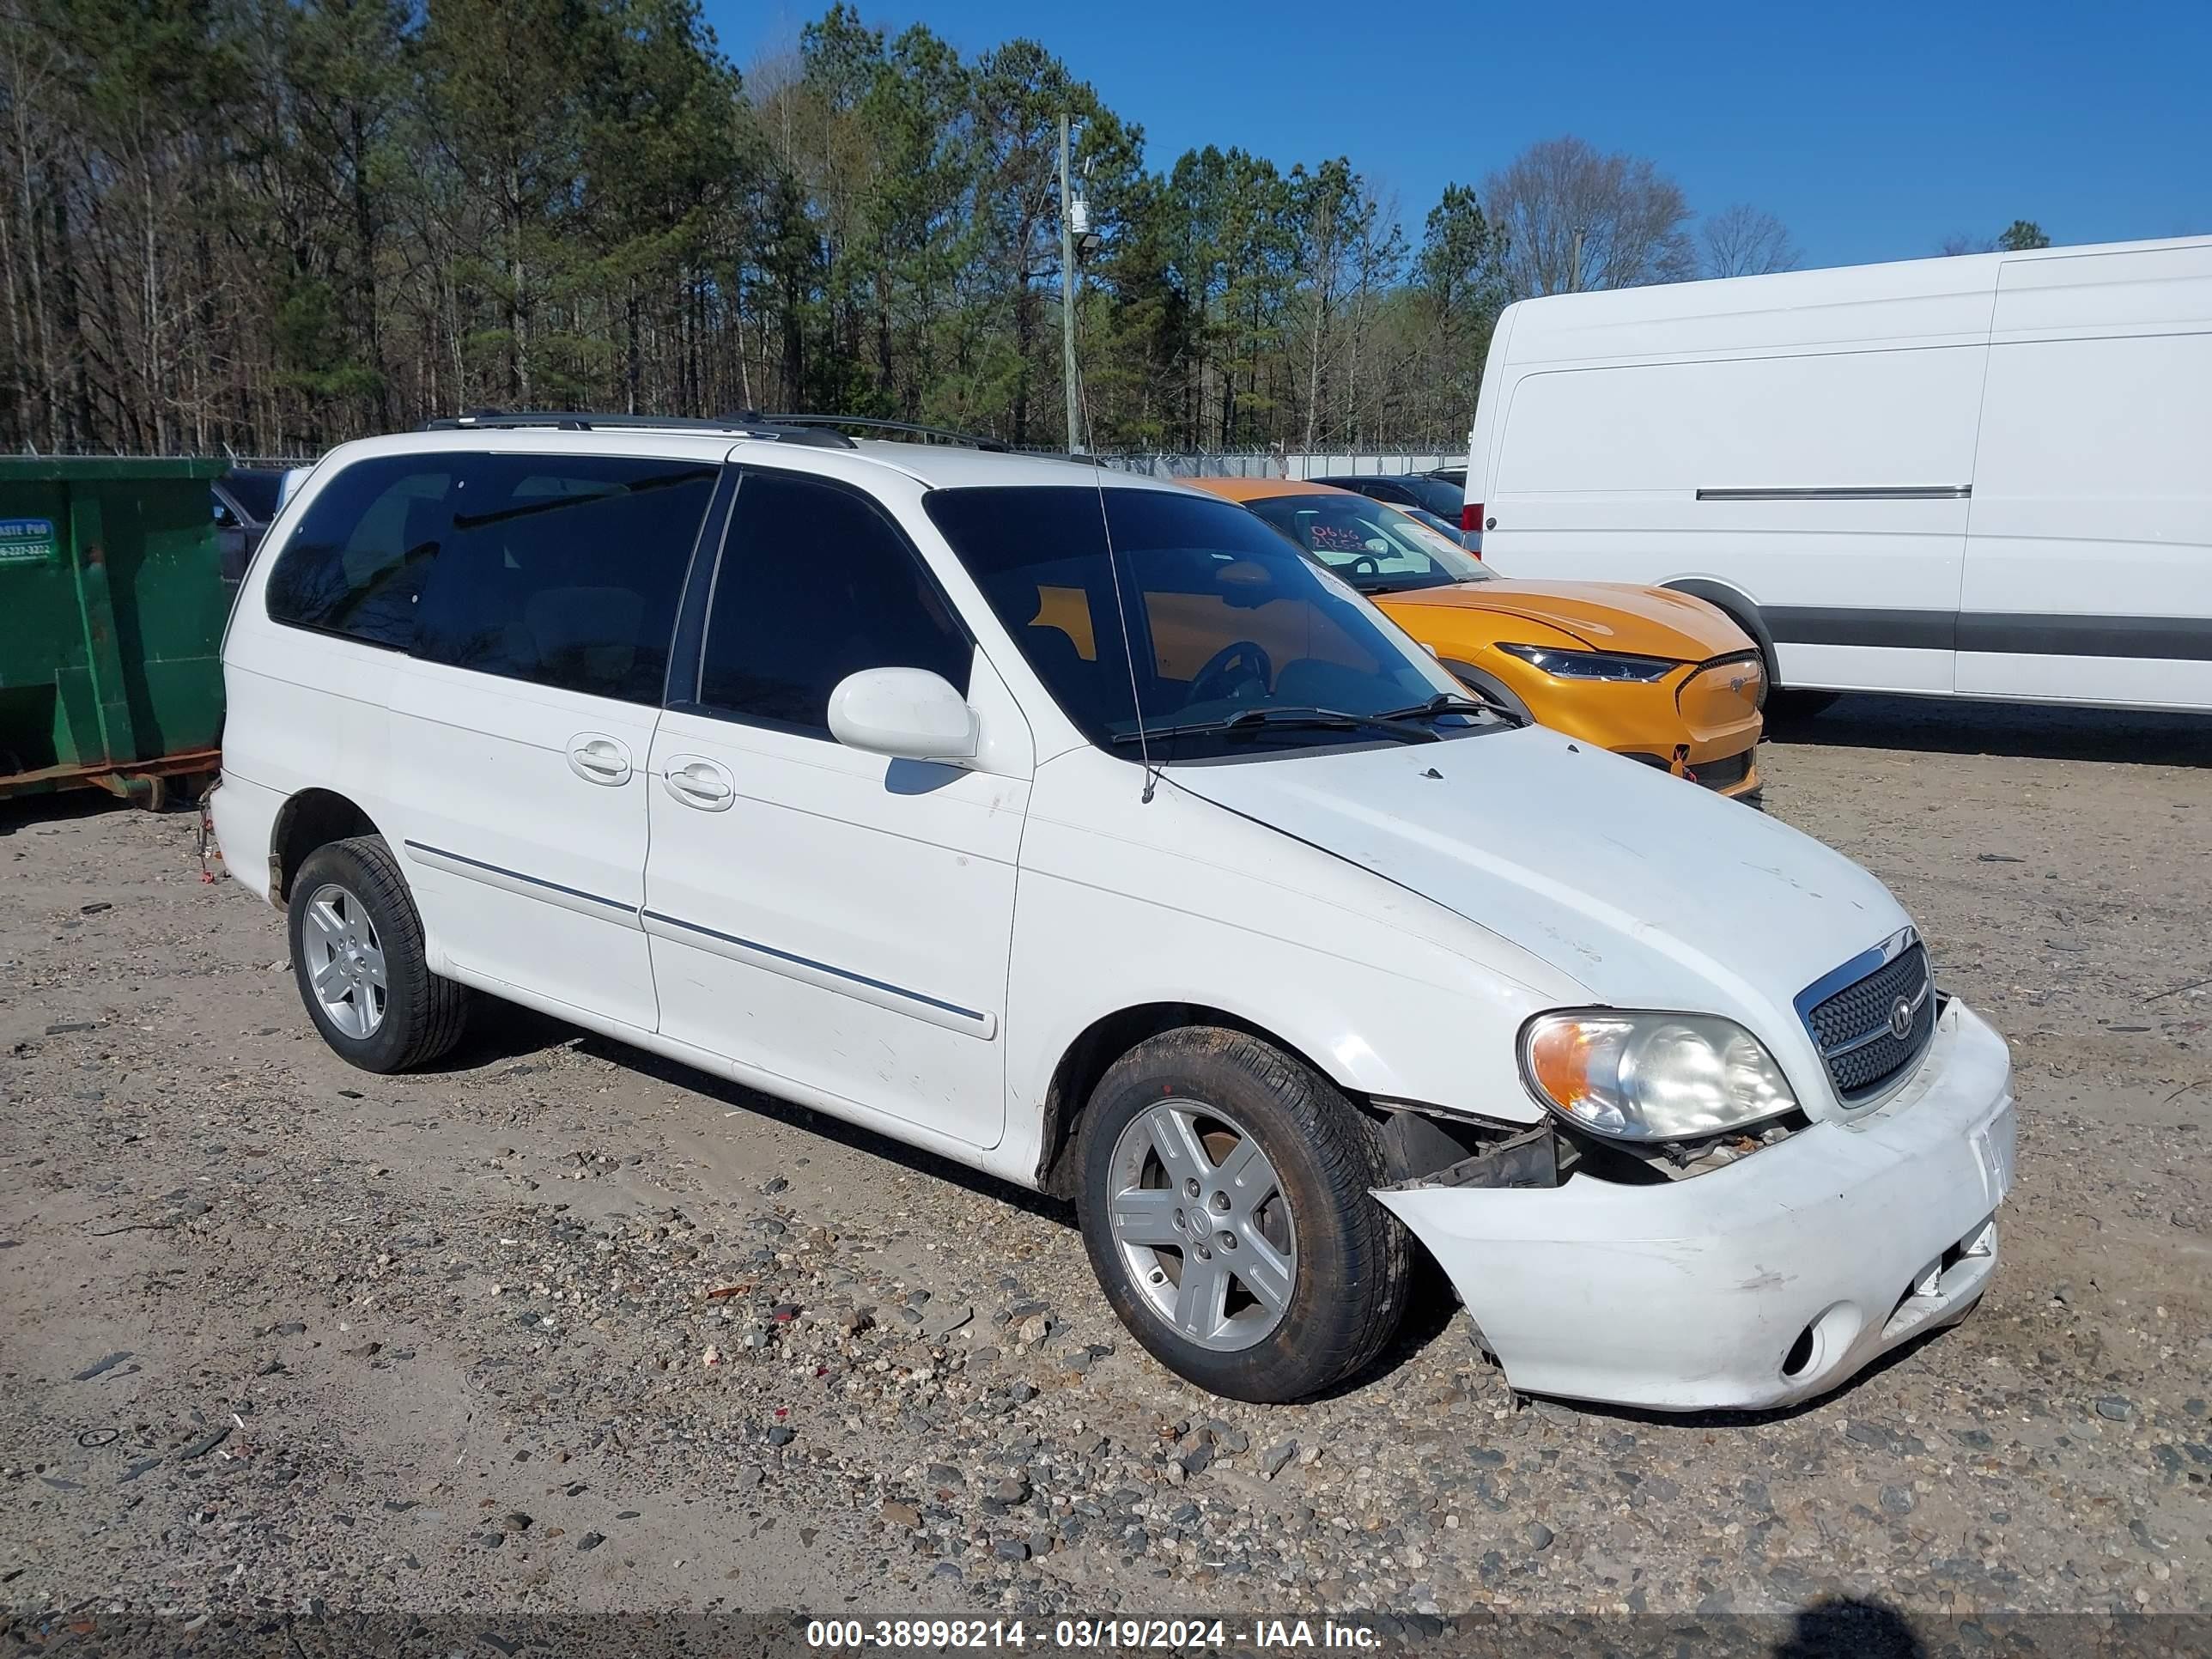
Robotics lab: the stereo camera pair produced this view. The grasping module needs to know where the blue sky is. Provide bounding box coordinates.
[708,0,2212,270]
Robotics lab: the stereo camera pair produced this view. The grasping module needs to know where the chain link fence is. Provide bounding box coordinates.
[24,441,1468,482]
[1073,449,1467,480]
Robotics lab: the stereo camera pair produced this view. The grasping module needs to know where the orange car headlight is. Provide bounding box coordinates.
[1521,1010,1797,1140]
[1495,643,1679,684]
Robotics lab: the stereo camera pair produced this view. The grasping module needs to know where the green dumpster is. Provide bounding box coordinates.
[0,457,229,808]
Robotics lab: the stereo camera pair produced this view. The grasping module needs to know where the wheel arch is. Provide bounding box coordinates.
[1659,578,1780,693]
[269,787,385,906]
[1437,657,1535,724]
[1033,1002,1350,1199]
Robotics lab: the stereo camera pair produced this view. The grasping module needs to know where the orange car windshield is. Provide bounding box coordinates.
[1244,495,1490,594]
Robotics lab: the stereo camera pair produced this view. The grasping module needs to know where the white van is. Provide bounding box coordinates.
[1464,235,2212,711]
[211,413,2014,1409]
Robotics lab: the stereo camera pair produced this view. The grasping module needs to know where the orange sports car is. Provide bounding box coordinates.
[1185,477,1765,800]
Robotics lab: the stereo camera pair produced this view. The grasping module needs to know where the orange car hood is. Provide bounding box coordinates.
[1379,579,1750,660]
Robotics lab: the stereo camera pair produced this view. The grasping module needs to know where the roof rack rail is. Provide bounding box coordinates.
[764,414,1010,453]
[420,410,855,448]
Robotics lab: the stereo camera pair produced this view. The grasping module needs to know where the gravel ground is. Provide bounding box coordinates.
[2,695,2208,1645]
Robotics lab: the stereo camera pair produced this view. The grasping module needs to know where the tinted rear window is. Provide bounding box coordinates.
[410,458,714,702]
[265,455,449,648]
[267,452,716,702]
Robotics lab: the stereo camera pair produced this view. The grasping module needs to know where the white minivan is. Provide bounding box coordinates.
[1464,235,2212,711]
[212,414,2015,1409]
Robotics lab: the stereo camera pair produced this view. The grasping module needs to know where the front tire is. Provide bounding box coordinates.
[1074,1028,1410,1403]
[288,836,469,1073]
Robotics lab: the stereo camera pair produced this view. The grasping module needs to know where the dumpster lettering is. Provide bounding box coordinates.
[0,517,58,563]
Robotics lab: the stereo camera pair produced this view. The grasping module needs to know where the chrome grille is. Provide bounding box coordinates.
[1802,937,1936,1102]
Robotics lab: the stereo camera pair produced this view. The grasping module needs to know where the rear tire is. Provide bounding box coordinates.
[1074,1027,1410,1403]
[288,836,469,1073]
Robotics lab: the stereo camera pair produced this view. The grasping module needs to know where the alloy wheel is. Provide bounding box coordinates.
[1105,1100,1298,1352]
[301,881,388,1040]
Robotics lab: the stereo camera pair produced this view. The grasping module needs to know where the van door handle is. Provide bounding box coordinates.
[662,757,734,811]
[567,734,632,786]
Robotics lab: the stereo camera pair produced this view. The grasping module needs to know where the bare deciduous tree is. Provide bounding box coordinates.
[1700,204,1802,278]
[1481,136,1696,300]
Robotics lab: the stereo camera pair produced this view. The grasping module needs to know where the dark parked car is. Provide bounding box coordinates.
[211,468,289,584]
[1310,471,1465,523]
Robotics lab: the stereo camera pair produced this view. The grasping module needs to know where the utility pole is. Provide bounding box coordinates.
[1059,112,1083,453]
[1568,226,1585,294]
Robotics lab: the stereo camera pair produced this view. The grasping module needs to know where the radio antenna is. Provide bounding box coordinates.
[1091,459,1159,804]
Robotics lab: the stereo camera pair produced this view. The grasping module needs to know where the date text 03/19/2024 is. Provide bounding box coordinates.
[803,1618,1384,1650]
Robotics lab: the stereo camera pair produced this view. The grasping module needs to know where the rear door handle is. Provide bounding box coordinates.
[662,757,734,811]
[567,734,632,786]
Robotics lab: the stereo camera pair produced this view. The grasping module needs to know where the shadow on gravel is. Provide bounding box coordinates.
[410,998,580,1073]
[1764,693,2212,767]
[0,788,140,835]
[446,996,1080,1227]
[1775,1596,1927,1658]
[420,997,1480,1388]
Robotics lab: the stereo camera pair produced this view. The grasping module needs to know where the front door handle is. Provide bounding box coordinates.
[567,734,632,786]
[662,757,734,811]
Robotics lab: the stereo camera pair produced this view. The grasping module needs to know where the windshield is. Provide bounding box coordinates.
[1243,493,1489,593]
[926,485,1479,761]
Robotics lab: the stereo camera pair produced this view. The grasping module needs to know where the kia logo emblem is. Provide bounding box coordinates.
[1887,997,1915,1041]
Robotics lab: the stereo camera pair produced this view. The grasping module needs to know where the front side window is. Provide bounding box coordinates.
[1244,493,1487,595]
[407,456,715,702]
[695,470,972,737]
[927,485,1472,762]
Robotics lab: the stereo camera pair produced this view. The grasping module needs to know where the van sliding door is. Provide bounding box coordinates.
[1960,245,2212,709]
[1482,265,1997,697]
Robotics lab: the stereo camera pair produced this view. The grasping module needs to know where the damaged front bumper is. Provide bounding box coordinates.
[1373,997,2016,1412]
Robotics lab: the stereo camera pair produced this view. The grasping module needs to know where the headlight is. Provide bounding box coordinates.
[1520,1011,1797,1141]
[1496,643,1677,683]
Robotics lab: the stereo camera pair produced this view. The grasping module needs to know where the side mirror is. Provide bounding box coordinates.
[828,667,980,765]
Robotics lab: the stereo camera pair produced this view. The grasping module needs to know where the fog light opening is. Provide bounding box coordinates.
[1781,1322,1818,1379]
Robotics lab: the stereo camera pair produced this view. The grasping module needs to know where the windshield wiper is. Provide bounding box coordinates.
[1374,690,1530,728]
[1111,705,1443,746]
